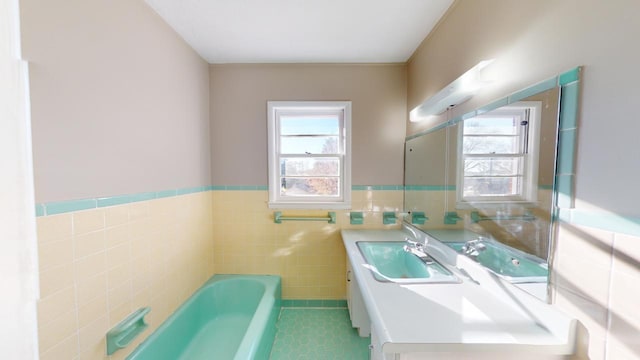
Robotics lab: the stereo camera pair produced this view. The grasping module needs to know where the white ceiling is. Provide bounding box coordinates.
[144,0,454,64]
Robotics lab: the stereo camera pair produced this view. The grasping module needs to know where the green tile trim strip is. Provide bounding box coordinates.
[210,185,269,191]
[46,198,97,215]
[555,66,581,210]
[281,300,347,308]
[558,67,581,85]
[559,209,640,238]
[37,185,212,217]
[405,121,450,141]
[509,77,558,103]
[477,97,509,115]
[352,185,403,190]
[405,185,456,191]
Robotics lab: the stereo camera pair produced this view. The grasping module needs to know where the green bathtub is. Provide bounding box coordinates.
[127,274,281,360]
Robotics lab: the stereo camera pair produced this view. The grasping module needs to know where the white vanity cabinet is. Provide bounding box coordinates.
[346,259,370,337]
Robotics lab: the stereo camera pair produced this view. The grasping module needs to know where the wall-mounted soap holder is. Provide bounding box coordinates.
[350,212,364,225]
[411,211,428,225]
[444,211,463,225]
[106,307,151,355]
[383,212,397,225]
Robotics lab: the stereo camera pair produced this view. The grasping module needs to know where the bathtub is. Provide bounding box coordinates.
[127,274,281,360]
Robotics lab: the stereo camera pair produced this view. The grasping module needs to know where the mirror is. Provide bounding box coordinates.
[404,68,581,301]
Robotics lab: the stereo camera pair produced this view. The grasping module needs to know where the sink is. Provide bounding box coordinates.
[444,241,548,283]
[356,241,460,283]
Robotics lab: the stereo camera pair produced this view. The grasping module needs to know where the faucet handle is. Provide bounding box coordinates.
[405,238,424,250]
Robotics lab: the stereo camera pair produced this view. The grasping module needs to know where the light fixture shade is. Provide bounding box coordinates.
[410,60,494,122]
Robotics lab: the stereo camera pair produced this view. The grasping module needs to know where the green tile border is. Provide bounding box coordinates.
[37,185,211,217]
[35,204,45,217]
[210,185,269,191]
[559,209,640,238]
[509,77,558,103]
[36,185,407,217]
[46,198,97,215]
[477,97,509,115]
[405,185,456,191]
[352,185,403,191]
[281,299,347,308]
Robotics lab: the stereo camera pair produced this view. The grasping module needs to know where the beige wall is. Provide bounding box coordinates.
[209,64,407,186]
[21,0,211,203]
[407,1,640,359]
[408,0,640,218]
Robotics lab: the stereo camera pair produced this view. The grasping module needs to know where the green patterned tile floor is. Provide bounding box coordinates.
[269,308,370,360]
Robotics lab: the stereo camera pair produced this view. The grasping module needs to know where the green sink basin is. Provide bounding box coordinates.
[444,242,548,282]
[356,241,459,283]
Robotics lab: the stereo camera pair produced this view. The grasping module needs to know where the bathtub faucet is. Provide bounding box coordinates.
[461,238,487,258]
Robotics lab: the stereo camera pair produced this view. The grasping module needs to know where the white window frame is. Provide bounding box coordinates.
[456,101,542,208]
[267,101,352,209]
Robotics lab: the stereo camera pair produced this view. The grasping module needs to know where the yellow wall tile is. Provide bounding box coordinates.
[39,263,74,298]
[108,281,132,310]
[78,315,108,354]
[37,285,76,326]
[106,242,131,270]
[76,272,107,307]
[38,308,77,353]
[37,213,72,244]
[38,238,73,271]
[73,230,106,259]
[77,295,108,328]
[107,263,132,291]
[128,201,150,221]
[39,333,78,360]
[105,204,129,227]
[73,208,106,235]
[74,251,107,283]
[106,224,129,248]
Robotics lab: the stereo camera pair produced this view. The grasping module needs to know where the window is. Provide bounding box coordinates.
[457,102,541,206]
[268,101,351,209]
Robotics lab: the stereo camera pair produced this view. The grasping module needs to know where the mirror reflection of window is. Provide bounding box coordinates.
[457,102,542,206]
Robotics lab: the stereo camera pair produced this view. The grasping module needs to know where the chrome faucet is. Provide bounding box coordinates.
[461,238,487,258]
[403,238,434,264]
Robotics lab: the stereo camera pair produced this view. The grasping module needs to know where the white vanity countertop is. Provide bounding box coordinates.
[342,229,576,355]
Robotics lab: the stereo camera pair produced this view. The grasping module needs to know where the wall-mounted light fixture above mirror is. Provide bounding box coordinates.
[409,60,494,122]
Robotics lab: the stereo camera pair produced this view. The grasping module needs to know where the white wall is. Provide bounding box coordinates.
[0,0,39,357]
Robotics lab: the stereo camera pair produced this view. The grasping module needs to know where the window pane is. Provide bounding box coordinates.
[464,157,522,176]
[463,177,521,197]
[280,116,339,136]
[464,117,519,135]
[281,177,340,197]
[280,158,340,176]
[463,136,519,154]
[280,136,339,154]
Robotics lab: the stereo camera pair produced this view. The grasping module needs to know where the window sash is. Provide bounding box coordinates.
[457,103,539,205]
[268,101,351,208]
